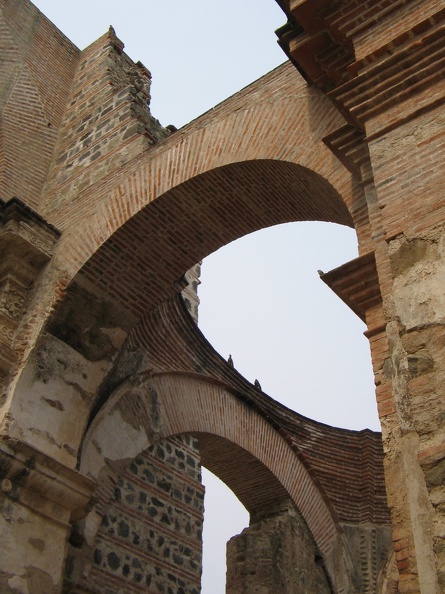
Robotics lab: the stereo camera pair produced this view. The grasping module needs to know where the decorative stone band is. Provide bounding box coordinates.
[0,438,95,526]
[0,197,60,261]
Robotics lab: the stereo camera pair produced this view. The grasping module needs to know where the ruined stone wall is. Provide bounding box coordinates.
[276,1,445,590]
[351,20,445,592]
[66,435,204,594]
[226,503,332,594]
[365,104,445,593]
[7,0,445,592]
[0,438,94,594]
[0,200,60,395]
[226,508,393,594]
[40,26,170,223]
[182,263,201,324]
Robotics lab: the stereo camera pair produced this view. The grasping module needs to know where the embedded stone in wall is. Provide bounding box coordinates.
[43,26,172,213]
[66,434,204,594]
[181,263,201,324]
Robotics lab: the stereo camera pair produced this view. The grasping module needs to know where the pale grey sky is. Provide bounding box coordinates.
[32,2,379,591]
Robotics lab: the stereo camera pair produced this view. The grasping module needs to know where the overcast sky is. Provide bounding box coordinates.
[32,2,380,591]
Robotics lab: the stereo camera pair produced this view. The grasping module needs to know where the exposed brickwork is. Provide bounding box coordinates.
[75,159,353,322]
[0,0,79,209]
[125,296,390,528]
[3,0,445,592]
[369,104,445,241]
[226,502,332,594]
[4,56,362,391]
[41,27,170,217]
[279,2,445,589]
[75,294,391,592]
[67,436,203,594]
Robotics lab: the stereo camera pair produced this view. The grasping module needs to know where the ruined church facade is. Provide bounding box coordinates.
[1,0,444,592]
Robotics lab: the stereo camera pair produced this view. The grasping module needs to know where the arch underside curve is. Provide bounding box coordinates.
[45,62,360,296]
[75,159,354,326]
[81,295,390,559]
[17,58,385,588]
[82,370,340,561]
[15,63,365,380]
[118,296,389,527]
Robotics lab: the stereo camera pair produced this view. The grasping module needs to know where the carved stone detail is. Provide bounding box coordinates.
[0,198,60,260]
[0,198,60,384]
[0,279,26,320]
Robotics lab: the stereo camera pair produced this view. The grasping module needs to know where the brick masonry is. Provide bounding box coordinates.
[226,502,333,594]
[2,0,445,593]
[0,0,79,209]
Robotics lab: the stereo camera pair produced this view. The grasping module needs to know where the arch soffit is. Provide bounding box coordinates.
[72,159,354,322]
[53,64,357,284]
[81,371,340,559]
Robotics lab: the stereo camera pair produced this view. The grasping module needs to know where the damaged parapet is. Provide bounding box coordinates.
[42,25,173,215]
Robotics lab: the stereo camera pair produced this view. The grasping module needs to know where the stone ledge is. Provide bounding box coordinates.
[0,197,60,261]
[319,251,382,322]
[0,438,95,525]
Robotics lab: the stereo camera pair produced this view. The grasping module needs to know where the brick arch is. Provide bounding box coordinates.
[16,65,362,368]
[80,371,342,563]
[72,159,354,323]
[49,63,359,289]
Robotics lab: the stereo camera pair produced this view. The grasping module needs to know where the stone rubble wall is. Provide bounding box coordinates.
[65,435,204,594]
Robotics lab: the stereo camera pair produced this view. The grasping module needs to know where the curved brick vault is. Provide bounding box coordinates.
[13,61,365,372]
[4,43,388,589]
[75,294,391,591]
[5,35,374,519]
[4,1,445,591]
[82,371,339,556]
[9,68,366,453]
[124,296,390,529]
[0,3,392,591]
[31,134,387,590]
[75,159,354,324]
[80,370,378,592]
